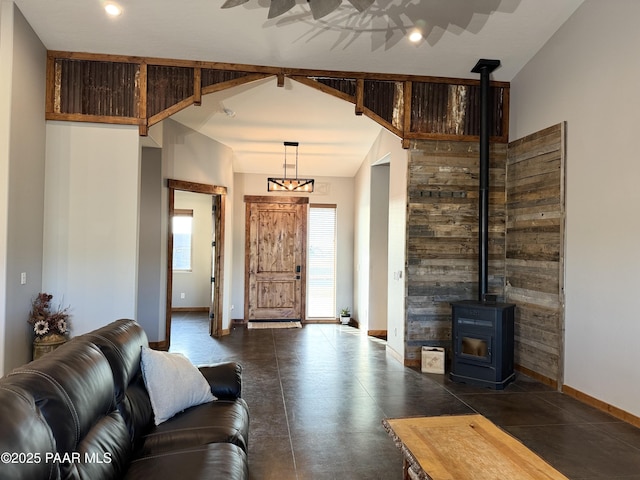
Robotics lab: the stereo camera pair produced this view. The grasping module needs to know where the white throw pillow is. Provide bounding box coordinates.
[140,346,216,425]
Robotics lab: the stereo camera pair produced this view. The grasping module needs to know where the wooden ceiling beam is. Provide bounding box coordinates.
[47,50,509,87]
[46,50,510,146]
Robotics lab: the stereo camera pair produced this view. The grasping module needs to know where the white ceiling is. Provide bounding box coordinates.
[14,0,584,177]
[171,77,384,177]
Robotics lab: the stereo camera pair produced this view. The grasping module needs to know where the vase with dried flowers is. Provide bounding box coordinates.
[29,292,71,360]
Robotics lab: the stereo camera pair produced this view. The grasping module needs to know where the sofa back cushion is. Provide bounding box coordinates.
[5,340,131,479]
[83,319,154,449]
[0,384,58,479]
[83,319,148,399]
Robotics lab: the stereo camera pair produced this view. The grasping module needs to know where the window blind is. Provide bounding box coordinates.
[307,205,337,318]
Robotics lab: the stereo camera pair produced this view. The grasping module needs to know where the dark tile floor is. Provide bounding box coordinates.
[169,313,640,479]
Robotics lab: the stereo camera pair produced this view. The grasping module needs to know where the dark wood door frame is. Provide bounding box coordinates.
[165,179,227,348]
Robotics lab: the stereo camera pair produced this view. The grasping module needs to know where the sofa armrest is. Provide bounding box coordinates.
[198,362,243,400]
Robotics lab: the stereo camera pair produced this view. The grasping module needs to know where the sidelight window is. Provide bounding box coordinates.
[307,205,337,318]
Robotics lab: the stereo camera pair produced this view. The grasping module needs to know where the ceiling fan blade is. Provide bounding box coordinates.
[308,0,342,19]
[268,0,297,18]
[346,0,374,12]
[221,0,250,8]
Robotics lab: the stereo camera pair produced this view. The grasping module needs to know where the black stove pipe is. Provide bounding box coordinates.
[471,59,500,302]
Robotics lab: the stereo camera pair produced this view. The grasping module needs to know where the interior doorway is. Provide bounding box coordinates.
[166,180,226,346]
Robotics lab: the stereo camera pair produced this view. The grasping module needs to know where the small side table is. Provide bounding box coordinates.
[383,414,569,480]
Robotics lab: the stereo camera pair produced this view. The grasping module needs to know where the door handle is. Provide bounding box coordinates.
[296,265,301,273]
[296,275,301,280]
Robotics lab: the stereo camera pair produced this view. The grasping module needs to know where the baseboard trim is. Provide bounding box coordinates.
[368,330,387,340]
[149,340,168,351]
[515,364,558,390]
[514,364,640,429]
[385,344,404,365]
[562,385,640,429]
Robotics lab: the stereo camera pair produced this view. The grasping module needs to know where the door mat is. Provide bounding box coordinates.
[247,321,302,329]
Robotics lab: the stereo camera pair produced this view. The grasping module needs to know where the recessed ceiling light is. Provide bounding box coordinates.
[104,3,122,17]
[409,30,423,43]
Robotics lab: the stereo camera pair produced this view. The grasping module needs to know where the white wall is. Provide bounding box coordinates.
[354,158,371,331]
[387,139,408,360]
[369,164,389,332]
[43,122,141,336]
[137,147,164,340]
[231,173,355,321]
[0,0,10,374]
[40,118,234,345]
[510,0,640,417]
[172,190,213,308]
[0,1,47,373]
[161,119,235,334]
[354,128,407,357]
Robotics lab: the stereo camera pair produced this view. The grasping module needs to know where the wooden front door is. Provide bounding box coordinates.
[245,196,308,321]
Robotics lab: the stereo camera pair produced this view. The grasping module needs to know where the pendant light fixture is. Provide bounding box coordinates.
[267,141,315,193]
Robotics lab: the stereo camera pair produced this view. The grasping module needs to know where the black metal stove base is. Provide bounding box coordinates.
[450,300,516,391]
[449,371,516,390]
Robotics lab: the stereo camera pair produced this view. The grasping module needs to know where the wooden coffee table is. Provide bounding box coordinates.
[383,414,569,480]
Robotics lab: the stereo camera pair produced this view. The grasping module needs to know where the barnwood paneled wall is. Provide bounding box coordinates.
[505,123,566,388]
[45,51,509,146]
[405,140,508,365]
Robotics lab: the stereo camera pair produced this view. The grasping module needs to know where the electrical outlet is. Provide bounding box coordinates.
[20,272,27,285]
[180,292,185,299]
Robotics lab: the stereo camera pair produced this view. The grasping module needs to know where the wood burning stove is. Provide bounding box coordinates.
[449,58,516,390]
[450,300,515,389]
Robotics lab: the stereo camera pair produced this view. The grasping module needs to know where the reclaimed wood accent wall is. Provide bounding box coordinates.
[52,59,139,117]
[45,51,509,145]
[405,140,507,365]
[505,123,566,387]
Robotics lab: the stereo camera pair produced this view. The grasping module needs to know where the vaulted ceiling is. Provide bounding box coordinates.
[14,0,584,176]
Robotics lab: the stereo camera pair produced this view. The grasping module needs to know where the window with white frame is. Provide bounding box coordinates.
[172,209,193,271]
[307,204,337,318]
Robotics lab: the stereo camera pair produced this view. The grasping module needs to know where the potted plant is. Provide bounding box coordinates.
[340,307,351,325]
[28,292,71,359]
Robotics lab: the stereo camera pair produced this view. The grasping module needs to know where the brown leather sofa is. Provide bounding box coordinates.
[0,319,249,479]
